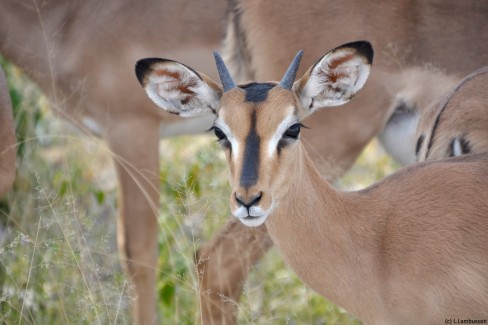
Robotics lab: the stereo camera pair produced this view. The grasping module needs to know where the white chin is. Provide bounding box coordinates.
[238,215,267,227]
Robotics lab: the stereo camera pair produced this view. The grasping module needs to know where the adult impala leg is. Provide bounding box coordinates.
[106,115,160,325]
[196,219,272,325]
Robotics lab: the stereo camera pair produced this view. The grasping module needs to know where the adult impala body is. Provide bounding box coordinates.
[137,41,488,324]
[0,66,16,197]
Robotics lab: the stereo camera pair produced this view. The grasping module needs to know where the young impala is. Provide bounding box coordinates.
[416,66,488,162]
[199,3,488,321]
[136,41,488,324]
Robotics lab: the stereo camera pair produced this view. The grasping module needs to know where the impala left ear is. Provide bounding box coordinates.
[293,41,373,114]
[135,58,223,117]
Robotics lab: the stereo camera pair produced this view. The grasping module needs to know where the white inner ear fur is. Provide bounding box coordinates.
[145,63,220,117]
[296,50,371,111]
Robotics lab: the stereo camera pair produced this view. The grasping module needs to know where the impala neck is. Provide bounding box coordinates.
[265,144,385,321]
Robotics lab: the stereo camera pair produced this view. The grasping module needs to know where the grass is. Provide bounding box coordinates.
[0,58,399,324]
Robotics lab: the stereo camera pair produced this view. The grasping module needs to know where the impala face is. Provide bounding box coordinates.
[212,85,303,226]
[136,41,373,226]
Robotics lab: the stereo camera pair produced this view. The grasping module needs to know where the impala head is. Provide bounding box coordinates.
[136,41,373,226]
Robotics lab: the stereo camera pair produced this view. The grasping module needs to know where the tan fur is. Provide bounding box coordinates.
[137,42,488,323]
[205,8,488,321]
[378,68,460,164]
[0,66,16,197]
[417,66,488,161]
[137,41,375,323]
[4,1,488,324]
[214,73,488,325]
[223,88,297,211]
[224,0,488,167]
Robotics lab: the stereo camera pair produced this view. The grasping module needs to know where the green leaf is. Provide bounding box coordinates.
[159,282,175,306]
[94,190,105,205]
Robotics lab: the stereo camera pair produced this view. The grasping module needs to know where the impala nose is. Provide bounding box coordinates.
[235,191,262,209]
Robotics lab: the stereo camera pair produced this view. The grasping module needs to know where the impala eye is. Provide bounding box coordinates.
[278,123,305,153]
[213,126,227,141]
[210,126,231,150]
[283,123,301,139]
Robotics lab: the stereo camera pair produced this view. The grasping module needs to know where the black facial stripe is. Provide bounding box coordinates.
[240,82,276,103]
[240,111,260,188]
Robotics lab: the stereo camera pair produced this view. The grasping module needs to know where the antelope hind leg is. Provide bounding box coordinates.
[107,116,160,325]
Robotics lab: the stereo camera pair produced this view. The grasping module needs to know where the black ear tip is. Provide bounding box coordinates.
[351,41,374,64]
[135,59,151,86]
[135,58,165,86]
[335,41,374,64]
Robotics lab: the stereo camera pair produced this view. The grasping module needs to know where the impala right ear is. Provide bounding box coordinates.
[293,41,373,115]
[135,58,223,117]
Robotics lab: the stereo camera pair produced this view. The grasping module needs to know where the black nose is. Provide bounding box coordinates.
[235,192,262,209]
